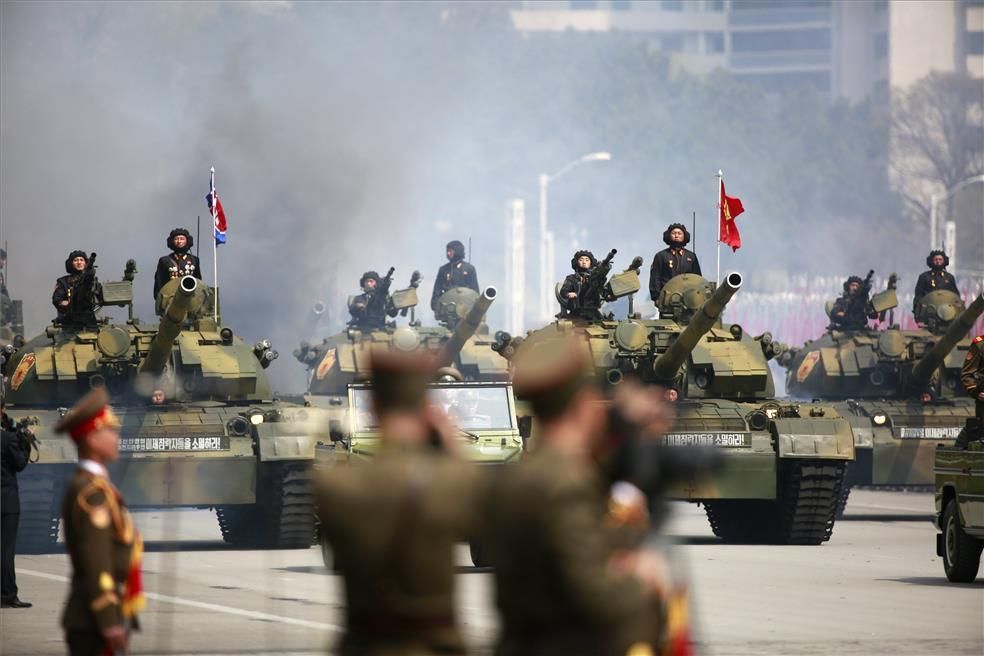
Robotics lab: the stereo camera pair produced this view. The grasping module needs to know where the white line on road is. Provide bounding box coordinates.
[18,569,341,632]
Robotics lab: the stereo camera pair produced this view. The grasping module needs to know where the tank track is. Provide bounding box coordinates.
[16,468,64,554]
[217,461,316,549]
[704,460,847,545]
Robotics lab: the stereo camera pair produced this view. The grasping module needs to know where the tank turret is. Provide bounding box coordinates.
[910,293,984,388]
[437,287,496,368]
[139,275,198,376]
[652,272,742,382]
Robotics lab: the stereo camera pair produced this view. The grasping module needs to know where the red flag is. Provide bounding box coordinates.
[718,180,745,252]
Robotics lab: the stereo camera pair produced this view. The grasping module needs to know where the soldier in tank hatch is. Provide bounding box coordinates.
[560,250,611,322]
[53,251,101,327]
[649,223,701,302]
[153,228,202,300]
[431,240,479,312]
[913,250,959,312]
[348,270,397,330]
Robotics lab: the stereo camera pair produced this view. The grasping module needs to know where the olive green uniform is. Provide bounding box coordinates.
[61,468,138,656]
[317,445,484,656]
[961,334,984,421]
[485,444,645,656]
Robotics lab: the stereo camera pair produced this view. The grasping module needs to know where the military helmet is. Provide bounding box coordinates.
[446,240,466,262]
[843,275,864,291]
[359,270,381,288]
[167,228,194,253]
[926,249,949,268]
[64,250,88,274]
[571,250,597,271]
[663,223,691,247]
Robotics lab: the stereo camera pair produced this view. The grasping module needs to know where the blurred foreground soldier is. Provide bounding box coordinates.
[559,250,615,322]
[153,228,202,300]
[53,251,101,327]
[431,240,479,312]
[55,388,144,656]
[649,224,701,302]
[962,333,984,422]
[348,270,397,330]
[1,402,32,609]
[913,250,959,312]
[829,273,876,331]
[486,337,648,656]
[316,349,483,656]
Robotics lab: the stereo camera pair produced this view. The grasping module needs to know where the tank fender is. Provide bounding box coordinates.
[255,425,318,460]
[772,416,855,460]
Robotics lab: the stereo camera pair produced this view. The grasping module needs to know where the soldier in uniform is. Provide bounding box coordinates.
[1,401,33,609]
[484,337,651,656]
[348,270,397,330]
[153,228,202,300]
[430,240,479,312]
[55,388,143,656]
[829,276,876,331]
[649,223,701,302]
[961,333,984,424]
[559,250,611,322]
[52,251,101,327]
[316,348,483,656]
[913,250,959,312]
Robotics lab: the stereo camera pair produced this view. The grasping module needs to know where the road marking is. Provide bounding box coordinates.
[849,503,933,514]
[18,568,341,632]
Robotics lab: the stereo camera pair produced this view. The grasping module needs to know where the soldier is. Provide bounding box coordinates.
[559,250,612,322]
[913,250,959,312]
[961,333,984,423]
[1,401,33,609]
[52,251,101,327]
[153,228,202,300]
[430,240,479,311]
[316,349,483,656]
[485,337,650,656]
[829,275,876,331]
[649,223,701,302]
[348,270,397,330]
[54,387,143,656]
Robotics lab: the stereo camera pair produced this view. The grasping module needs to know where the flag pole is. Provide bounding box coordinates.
[716,169,723,285]
[211,166,219,324]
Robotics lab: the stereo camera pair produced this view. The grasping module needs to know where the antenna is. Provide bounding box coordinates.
[468,237,472,262]
[692,211,696,252]
[196,216,201,260]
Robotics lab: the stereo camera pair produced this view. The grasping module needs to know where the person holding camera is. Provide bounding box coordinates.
[2,400,33,608]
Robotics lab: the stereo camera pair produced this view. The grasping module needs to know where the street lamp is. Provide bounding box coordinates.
[930,174,984,251]
[538,151,612,321]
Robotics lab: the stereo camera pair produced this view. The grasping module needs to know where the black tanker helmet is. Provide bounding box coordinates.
[926,249,949,269]
[843,275,864,292]
[65,250,88,274]
[446,240,466,262]
[571,250,597,271]
[662,223,691,247]
[167,228,194,254]
[360,270,381,288]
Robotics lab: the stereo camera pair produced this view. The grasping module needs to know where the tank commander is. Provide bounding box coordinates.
[153,228,202,300]
[829,275,876,331]
[649,223,701,302]
[53,251,101,327]
[55,387,143,656]
[348,270,397,330]
[316,349,484,656]
[560,250,613,322]
[913,250,959,312]
[431,240,479,312]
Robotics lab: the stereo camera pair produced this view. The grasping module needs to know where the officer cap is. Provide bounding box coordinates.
[512,336,591,421]
[663,223,691,247]
[926,250,949,268]
[54,387,121,442]
[369,347,436,412]
[64,250,89,274]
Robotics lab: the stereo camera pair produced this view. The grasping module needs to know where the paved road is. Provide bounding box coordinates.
[1,490,980,655]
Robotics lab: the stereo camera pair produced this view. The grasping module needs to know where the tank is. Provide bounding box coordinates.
[779,284,984,500]
[2,266,327,553]
[498,261,855,545]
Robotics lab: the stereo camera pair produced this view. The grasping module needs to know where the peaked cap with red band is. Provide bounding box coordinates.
[54,387,121,442]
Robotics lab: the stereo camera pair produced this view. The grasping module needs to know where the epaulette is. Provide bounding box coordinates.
[77,477,122,532]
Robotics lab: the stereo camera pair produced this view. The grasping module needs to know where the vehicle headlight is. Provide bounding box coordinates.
[872,412,887,426]
[250,413,265,426]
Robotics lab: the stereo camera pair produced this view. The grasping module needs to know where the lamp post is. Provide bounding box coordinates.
[538,151,611,321]
[930,174,984,251]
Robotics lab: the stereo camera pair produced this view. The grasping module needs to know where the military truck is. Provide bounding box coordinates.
[2,265,326,552]
[779,281,984,506]
[934,435,984,582]
[497,260,855,545]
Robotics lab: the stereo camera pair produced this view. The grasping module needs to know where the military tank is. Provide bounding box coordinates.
[498,259,855,545]
[779,282,984,500]
[2,264,326,553]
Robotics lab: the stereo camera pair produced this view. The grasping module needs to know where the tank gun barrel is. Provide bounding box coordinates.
[437,286,497,368]
[139,276,198,375]
[910,292,984,388]
[651,272,742,382]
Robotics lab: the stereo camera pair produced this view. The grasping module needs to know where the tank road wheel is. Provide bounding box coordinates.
[942,500,983,583]
[16,468,65,554]
[217,462,317,549]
